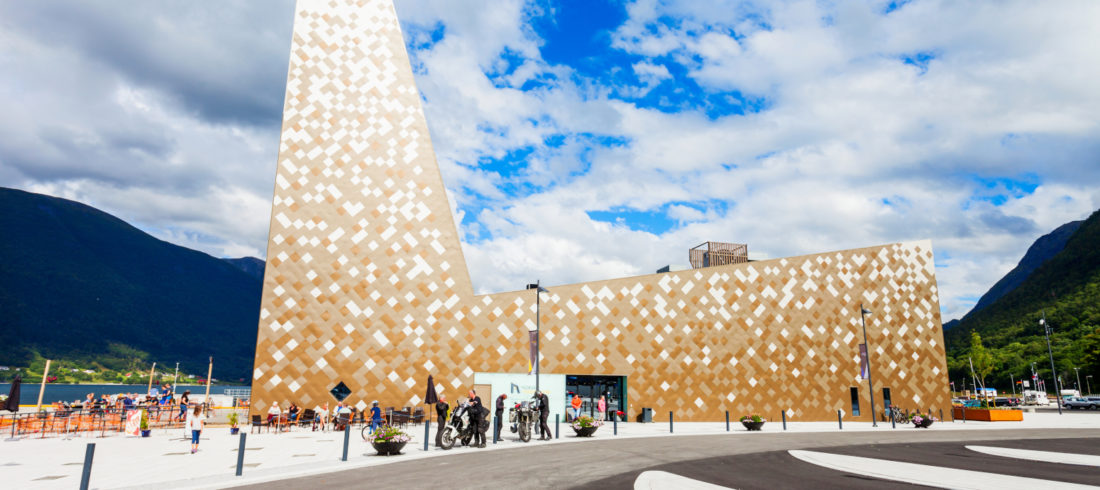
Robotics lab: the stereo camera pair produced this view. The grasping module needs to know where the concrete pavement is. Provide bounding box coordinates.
[2,411,1099,489]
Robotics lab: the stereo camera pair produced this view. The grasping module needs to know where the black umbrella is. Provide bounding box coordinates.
[4,375,21,412]
[424,374,438,405]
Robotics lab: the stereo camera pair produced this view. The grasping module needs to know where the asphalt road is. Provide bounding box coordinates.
[241,428,1100,489]
[587,438,1100,489]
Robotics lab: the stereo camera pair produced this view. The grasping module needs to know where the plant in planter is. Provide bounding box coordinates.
[227,412,240,435]
[571,414,603,437]
[140,409,151,437]
[739,414,767,431]
[911,413,937,428]
[370,425,411,455]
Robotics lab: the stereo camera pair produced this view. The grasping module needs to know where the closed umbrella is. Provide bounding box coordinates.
[424,375,438,405]
[423,374,438,451]
[4,375,21,412]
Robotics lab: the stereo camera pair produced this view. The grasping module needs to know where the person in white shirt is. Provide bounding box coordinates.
[186,406,205,454]
[267,402,281,425]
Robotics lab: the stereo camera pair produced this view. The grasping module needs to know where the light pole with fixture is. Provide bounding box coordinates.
[1087,375,1093,396]
[859,303,877,427]
[526,281,550,394]
[1040,311,1062,414]
[1073,367,1081,394]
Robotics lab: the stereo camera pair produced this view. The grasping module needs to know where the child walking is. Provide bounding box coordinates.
[187,405,205,453]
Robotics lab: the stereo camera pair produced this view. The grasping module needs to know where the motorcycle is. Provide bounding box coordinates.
[439,402,477,450]
[508,399,538,442]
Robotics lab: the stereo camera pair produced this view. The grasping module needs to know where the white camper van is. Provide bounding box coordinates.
[1022,390,1051,406]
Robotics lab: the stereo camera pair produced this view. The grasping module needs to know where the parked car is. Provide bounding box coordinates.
[992,397,1018,407]
[1064,397,1098,410]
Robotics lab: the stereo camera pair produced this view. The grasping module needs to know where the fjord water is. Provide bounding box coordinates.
[0,383,250,405]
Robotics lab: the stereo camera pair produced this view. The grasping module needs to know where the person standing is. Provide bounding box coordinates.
[537,391,551,440]
[186,405,205,454]
[494,394,507,442]
[434,395,449,447]
[468,390,485,448]
[178,391,190,422]
[597,395,607,421]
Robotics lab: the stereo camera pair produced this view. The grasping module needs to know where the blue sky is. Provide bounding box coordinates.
[1,0,1098,320]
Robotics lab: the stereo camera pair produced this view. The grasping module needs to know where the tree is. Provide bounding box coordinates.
[970,332,995,389]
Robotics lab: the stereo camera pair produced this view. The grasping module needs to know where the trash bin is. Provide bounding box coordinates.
[641,407,653,423]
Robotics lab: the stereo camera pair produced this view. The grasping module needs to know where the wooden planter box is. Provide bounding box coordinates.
[953,407,1023,422]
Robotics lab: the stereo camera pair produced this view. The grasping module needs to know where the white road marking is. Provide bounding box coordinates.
[633,470,734,490]
[966,445,1100,467]
[788,450,1100,490]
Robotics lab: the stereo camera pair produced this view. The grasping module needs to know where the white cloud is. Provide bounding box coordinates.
[1,0,1097,323]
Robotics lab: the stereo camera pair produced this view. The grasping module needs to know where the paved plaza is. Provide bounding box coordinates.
[2,411,1099,489]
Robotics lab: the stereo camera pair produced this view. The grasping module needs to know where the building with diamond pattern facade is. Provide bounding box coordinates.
[251,0,952,423]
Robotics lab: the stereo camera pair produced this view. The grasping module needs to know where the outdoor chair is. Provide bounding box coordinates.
[250,414,270,433]
[298,409,316,429]
[411,407,424,425]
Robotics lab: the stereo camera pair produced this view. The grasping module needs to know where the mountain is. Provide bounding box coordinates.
[944,208,1100,392]
[224,257,266,281]
[0,187,261,381]
[964,220,1083,320]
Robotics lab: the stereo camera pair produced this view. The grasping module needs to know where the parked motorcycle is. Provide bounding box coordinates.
[439,402,476,450]
[509,398,538,442]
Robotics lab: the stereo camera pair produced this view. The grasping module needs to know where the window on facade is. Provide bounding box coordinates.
[850,387,861,416]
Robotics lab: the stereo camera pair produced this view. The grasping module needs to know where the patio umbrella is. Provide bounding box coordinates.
[4,375,21,412]
[424,374,438,405]
[423,374,438,451]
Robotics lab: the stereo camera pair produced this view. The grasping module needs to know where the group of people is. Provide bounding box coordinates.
[264,400,385,433]
[568,394,608,421]
[431,389,555,449]
[50,387,207,422]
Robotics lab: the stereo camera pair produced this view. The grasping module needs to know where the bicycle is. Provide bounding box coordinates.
[884,406,908,424]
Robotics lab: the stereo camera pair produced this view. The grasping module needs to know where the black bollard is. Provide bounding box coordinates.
[555,414,559,439]
[891,408,896,429]
[613,416,617,435]
[424,419,430,451]
[726,411,730,432]
[962,406,966,423]
[341,424,350,461]
[837,410,843,430]
[79,443,95,490]
[493,420,498,445]
[235,433,247,476]
[669,411,673,433]
[939,409,944,424]
[782,410,787,431]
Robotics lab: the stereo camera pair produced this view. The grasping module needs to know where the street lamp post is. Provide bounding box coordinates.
[1040,311,1062,415]
[1073,367,1081,394]
[526,281,550,394]
[1009,373,1016,398]
[859,303,877,427]
[1087,375,1094,396]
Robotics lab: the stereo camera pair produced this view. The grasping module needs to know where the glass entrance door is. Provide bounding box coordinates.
[565,375,626,421]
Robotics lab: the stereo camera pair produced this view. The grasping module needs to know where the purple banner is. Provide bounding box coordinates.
[859,343,869,379]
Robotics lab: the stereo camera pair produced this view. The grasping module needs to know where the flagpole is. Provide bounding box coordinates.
[147,362,156,394]
[35,359,51,412]
[203,357,213,413]
[172,363,179,395]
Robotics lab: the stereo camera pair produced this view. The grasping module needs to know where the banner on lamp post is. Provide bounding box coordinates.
[528,331,538,374]
[859,343,869,379]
